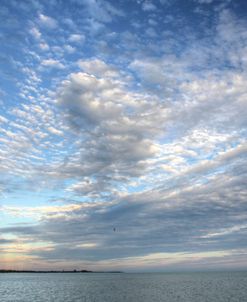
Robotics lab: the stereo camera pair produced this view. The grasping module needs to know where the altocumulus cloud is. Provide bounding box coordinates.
[0,0,246,271]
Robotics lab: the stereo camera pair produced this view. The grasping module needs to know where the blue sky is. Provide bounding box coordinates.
[0,0,247,271]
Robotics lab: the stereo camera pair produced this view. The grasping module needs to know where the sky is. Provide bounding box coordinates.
[0,0,246,272]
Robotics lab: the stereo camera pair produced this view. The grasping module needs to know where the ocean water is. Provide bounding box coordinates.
[0,272,246,302]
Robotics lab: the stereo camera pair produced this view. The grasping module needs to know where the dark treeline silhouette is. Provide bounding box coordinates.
[0,269,123,273]
[0,269,92,273]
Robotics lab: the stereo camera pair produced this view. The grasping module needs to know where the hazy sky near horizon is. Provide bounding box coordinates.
[0,0,246,271]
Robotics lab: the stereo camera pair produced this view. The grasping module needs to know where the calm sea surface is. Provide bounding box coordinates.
[0,272,246,302]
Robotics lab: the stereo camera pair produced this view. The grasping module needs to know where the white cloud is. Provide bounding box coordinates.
[56,62,166,197]
[47,126,64,136]
[78,59,118,78]
[68,34,85,43]
[64,45,76,54]
[201,224,247,239]
[29,27,41,39]
[39,42,49,51]
[41,59,65,69]
[39,13,57,28]
[0,115,8,123]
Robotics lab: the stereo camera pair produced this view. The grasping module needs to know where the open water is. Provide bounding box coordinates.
[0,272,246,302]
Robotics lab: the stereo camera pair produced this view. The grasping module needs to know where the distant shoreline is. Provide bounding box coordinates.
[0,270,123,274]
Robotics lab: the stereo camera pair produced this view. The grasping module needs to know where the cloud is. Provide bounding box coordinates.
[29,27,41,39]
[68,34,85,43]
[64,45,76,54]
[1,157,246,267]
[56,61,166,198]
[39,13,57,28]
[0,115,8,123]
[142,1,157,12]
[41,59,65,69]
[78,59,118,78]
[201,224,247,239]
[83,0,125,23]
[47,126,64,136]
[39,42,49,51]
[197,0,214,3]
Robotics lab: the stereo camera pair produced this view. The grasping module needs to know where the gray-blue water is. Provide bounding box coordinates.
[0,272,246,302]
